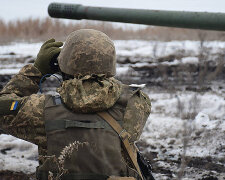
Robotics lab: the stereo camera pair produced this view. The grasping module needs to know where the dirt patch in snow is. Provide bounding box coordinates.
[0,171,35,180]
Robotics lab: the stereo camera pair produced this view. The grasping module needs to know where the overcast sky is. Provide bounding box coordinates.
[1,0,225,22]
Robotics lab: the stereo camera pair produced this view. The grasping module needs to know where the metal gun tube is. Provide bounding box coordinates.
[48,3,225,31]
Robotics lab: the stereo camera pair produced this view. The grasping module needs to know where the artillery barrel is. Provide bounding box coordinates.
[48,3,225,31]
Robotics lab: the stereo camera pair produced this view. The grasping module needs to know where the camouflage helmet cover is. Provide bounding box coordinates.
[58,29,116,77]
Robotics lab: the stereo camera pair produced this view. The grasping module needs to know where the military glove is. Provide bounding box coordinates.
[34,39,63,75]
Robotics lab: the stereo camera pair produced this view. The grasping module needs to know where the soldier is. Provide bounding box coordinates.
[0,29,151,180]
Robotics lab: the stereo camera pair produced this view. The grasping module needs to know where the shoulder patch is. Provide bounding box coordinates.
[0,99,22,115]
[10,101,19,111]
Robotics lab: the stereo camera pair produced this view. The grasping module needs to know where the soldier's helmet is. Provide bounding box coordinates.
[58,29,116,77]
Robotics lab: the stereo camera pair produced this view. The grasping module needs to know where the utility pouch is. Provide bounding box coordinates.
[137,151,155,180]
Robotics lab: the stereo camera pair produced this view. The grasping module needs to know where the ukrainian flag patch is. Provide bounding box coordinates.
[10,101,18,111]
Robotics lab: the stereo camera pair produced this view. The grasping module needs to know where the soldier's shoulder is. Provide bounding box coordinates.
[129,84,150,101]
[129,84,151,111]
[0,93,49,117]
[123,84,151,141]
[0,98,22,115]
[139,90,151,106]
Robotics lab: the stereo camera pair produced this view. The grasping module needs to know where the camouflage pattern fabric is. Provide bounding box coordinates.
[0,64,151,171]
[123,91,151,143]
[58,29,116,77]
[58,74,122,113]
[0,64,42,96]
[0,64,47,155]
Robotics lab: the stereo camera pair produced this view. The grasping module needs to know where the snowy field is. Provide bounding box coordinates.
[1,40,225,75]
[140,90,225,179]
[0,40,225,179]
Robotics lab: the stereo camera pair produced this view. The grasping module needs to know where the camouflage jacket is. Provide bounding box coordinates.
[0,64,151,161]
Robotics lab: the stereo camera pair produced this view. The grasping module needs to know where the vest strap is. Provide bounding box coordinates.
[97,112,144,180]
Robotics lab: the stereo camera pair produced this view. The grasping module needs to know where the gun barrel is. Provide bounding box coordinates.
[48,3,225,31]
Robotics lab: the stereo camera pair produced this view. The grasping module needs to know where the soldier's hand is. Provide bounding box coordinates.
[34,39,63,75]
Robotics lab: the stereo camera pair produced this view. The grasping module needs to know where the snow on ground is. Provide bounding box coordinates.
[1,40,225,75]
[1,41,225,59]
[140,89,225,178]
[0,40,224,178]
[0,42,42,57]
[141,90,225,157]
[0,134,38,174]
[114,40,225,60]
[0,89,224,176]
[0,69,20,75]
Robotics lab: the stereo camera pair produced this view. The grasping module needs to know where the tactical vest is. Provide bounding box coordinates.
[36,85,141,180]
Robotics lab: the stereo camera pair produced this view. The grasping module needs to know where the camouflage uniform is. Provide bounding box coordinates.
[0,65,47,155]
[0,64,151,176]
[0,30,151,179]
